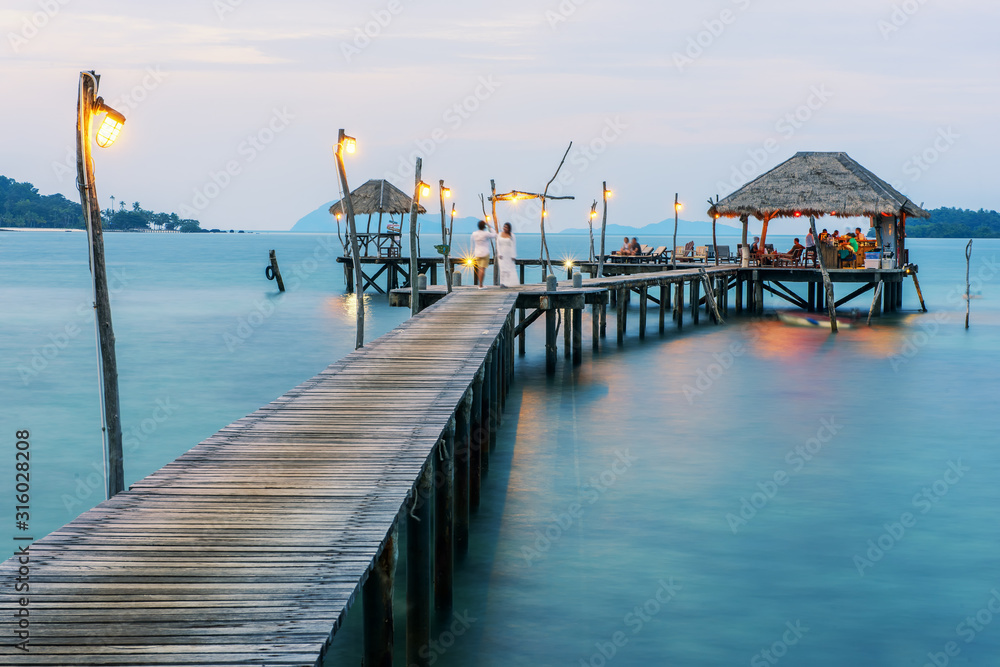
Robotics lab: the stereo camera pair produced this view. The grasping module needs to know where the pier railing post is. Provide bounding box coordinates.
[406,463,433,667]
[455,392,472,555]
[364,528,397,667]
[434,419,455,612]
[470,367,484,510]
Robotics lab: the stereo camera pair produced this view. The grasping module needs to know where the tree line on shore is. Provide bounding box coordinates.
[0,176,202,232]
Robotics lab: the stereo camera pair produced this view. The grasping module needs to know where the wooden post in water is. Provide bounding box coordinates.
[592,303,600,350]
[76,70,124,499]
[867,281,884,326]
[572,307,582,365]
[518,306,526,356]
[434,419,455,612]
[808,215,838,332]
[490,347,500,444]
[639,286,648,339]
[600,301,607,338]
[659,284,667,332]
[454,392,471,556]
[965,240,973,328]
[597,182,610,279]
[754,273,764,316]
[480,351,492,476]
[406,463,432,667]
[469,367,484,510]
[267,250,285,291]
[690,278,700,324]
[911,271,927,312]
[616,287,627,345]
[564,307,572,359]
[545,307,557,374]
[675,281,684,329]
[363,529,396,667]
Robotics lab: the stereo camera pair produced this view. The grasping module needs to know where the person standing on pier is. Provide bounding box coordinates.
[498,222,519,287]
[471,220,498,288]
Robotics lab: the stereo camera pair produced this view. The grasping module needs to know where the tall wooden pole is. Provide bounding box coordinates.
[965,239,973,328]
[335,129,365,348]
[588,201,597,262]
[540,142,572,277]
[439,180,452,293]
[409,158,423,316]
[76,70,124,499]
[671,193,679,270]
[597,182,609,278]
[490,179,500,286]
[809,215,838,333]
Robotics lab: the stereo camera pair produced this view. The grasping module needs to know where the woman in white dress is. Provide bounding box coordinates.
[497,222,519,287]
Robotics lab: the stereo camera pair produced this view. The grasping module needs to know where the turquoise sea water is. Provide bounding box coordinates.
[3,231,999,666]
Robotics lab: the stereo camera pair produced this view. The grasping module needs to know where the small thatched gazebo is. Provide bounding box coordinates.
[708,152,929,268]
[329,179,426,257]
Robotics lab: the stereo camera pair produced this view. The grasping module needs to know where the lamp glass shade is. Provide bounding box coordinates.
[95,110,125,148]
[343,136,356,153]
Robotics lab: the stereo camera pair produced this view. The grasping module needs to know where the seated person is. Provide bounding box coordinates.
[618,236,632,255]
[629,237,642,255]
[838,239,856,266]
[787,238,805,262]
[749,236,760,254]
[847,232,859,255]
[818,229,829,243]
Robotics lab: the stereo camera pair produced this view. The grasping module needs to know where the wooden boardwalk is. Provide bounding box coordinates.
[1,290,518,666]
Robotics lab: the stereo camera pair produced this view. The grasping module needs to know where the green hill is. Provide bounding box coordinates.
[907,207,1000,238]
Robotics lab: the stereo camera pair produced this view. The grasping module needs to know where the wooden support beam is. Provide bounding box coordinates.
[564,307,572,359]
[592,303,600,351]
[406,463,432,667]
[490,346,500,447]
[659,284,667,333]
[691,278,700,324]
[573,307,582,364]
[675,281,684,329]
[545,308,557,374]
[267,250,285,292]
[911,271,927,312]
[834,282,876,308]
[616,287,626,345]
[514,307,544,337]
[807,281,816,312]
[480,351,492,476]
[364,529,396,667]
[433,419,455,612]
[454,392,471,556]
[469,368,483,511]
[518,307,526,355]
[600,301,607,338]
[639,286,648,339]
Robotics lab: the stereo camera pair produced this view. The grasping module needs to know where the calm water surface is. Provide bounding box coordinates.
[2,231,998,666]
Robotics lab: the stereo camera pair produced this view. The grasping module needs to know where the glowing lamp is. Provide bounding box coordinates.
[793,211,801,217]
[451,209,457,217]
[674,202,683,212]
[604,189,613,199]
[442,187,451,198]
[342,135,356,153]
[563,259,574,269]
[419,182,431,198]
[94,100,125,148]
[590,211,597,219]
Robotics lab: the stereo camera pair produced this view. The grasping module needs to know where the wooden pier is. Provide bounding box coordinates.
[1,259,920,666]
[0,291,518,667]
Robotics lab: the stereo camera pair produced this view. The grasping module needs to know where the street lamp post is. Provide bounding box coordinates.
[439,181,452,293]
[75,70,126,499]
[334,129,365,348]
[672,194,682,270]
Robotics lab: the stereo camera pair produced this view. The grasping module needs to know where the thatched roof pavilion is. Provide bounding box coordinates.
[708,152,929,221]
[328,178,426,219]
[708,152,928,266]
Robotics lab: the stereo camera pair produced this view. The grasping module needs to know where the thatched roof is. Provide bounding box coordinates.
[708,152,930,220]
[328,179,426,216]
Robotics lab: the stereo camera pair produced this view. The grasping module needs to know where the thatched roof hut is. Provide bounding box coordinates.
[328,179,426,218]
[708,152,929,221]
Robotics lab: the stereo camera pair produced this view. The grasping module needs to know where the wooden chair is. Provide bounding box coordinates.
[716,246,732,263]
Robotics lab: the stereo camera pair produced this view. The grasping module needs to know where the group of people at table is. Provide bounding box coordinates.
[751,226,871,267]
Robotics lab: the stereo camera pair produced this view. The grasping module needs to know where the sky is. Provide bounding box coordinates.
[1,0,997,234]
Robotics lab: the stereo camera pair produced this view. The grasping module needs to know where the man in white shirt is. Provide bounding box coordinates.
[470,220,498,288]
[804,230,816,266]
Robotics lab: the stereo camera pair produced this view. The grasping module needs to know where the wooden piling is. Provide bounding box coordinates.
[616,287,626,345]
[675,281,684,329]
[735,273,743,314]
[480,352,492,475]
[518,306,526,355]
[433,420,455,612]
[469,368,483,510]
[363,529,396,667]
[572,307,582,365]
[691,279,700,324]
[545,308,557,374]
[592,303,600,350]
[564,307,572,359]
[406,463,432,667]
[267,250,286,292]
[600,301,607,338]
[911,272,927,312]
[639,286,648,339]
[454,392,471,556]
[489,347,500,446]
[659,284,667,333]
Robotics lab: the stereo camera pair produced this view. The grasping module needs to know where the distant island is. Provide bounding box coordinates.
[0,176,204,232]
